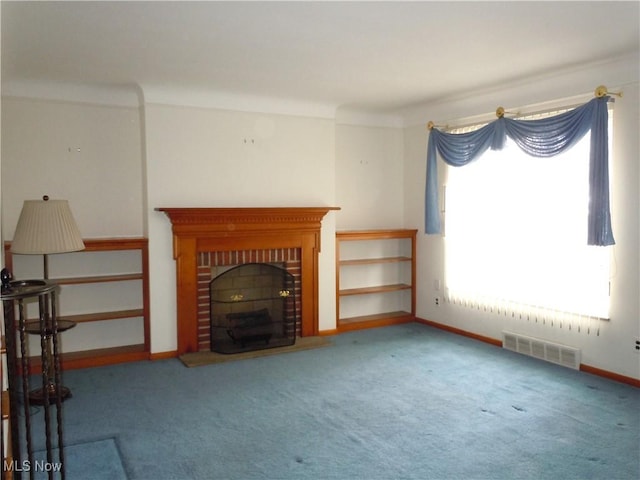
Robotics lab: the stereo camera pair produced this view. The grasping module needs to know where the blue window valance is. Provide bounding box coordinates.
[425,95,615,246]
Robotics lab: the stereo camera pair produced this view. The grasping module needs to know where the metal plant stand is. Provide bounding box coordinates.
[1,269,67,480]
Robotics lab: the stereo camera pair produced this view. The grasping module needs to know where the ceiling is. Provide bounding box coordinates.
[2,1,639,114]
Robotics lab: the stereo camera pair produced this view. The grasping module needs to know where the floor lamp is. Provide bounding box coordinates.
[10,195,85,403]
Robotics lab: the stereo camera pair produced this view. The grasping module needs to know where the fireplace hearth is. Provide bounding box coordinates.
[210,263,297,354]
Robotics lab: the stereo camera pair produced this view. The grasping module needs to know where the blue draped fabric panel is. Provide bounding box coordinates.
[425,96,614,246]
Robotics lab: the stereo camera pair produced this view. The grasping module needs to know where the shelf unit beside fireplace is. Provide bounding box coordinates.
[336,229,417,332]
[4,237,150,370]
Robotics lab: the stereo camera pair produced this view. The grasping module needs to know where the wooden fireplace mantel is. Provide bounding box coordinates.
[157,207,339,354]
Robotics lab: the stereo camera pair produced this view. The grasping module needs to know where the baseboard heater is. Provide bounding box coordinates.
[502,331,581,370]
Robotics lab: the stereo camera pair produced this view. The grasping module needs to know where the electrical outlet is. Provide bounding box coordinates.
[435,296,440,306]
[635,338,640,353]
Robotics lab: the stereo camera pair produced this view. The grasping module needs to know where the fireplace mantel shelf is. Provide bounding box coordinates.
[157,207,339,226]
[157,206,339,355]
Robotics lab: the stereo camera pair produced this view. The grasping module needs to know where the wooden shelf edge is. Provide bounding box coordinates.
[339,284,412,296]
[60,308,144,323]
[5,237,148,252]
[27,344,149,372]
[336,229,418,241]
[54,273,143,285]
[339,256,411,266]
[76,237,148,251]
[338,312,415,332]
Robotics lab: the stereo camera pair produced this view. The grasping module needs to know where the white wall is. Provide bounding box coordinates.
[1,97,144,239]
[335,124,404,230]
[402,55,640,380]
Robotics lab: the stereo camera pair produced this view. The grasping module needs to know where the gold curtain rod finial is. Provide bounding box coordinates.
[595,85,623,98]
[496,107,505,118]
[427,121,449,131]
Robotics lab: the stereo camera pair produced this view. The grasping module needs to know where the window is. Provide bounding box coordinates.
[444,107,612,321]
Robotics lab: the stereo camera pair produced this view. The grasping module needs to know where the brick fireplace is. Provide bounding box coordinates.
[199,248,301,352]
[157,207,337,355]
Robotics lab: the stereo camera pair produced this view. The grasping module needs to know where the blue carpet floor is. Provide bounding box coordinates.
[27,323,640,479]
[33,438,126,480]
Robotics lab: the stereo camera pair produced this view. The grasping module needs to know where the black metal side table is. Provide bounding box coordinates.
[24,318,76,405]
[1,269,67,480]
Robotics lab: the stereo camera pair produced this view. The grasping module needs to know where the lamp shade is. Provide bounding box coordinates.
[10,197,85,254]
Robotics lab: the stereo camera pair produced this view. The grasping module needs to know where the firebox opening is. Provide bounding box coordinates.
[210,263,297,354]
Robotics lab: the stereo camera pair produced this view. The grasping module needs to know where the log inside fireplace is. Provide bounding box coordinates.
[210,263,297,354]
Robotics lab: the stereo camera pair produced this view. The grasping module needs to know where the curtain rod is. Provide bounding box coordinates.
[426,85,623,131]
